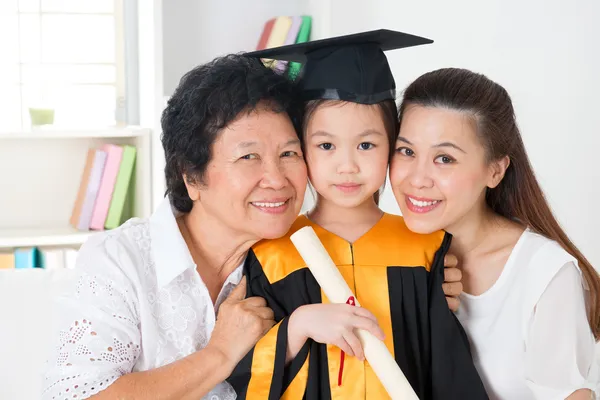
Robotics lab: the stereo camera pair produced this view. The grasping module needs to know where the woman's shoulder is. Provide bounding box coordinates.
[75,217,151,279]
[80,216,150,254]
[515,228,581,310]
[516,229,577,271]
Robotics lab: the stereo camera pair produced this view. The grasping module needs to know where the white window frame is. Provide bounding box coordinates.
[1,0,138,131]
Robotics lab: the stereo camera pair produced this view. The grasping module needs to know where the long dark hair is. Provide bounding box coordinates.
[400,67,600,339]
[303,99,399,204]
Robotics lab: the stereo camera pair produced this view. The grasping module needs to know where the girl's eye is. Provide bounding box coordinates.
[435,155,455,164]
[359,142,374,150]
[241,153,258,160]
[396,147,414,156]
[318,143,334,150]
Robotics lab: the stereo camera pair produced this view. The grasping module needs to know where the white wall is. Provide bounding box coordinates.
[302,0,600,266]
[162,0,311,96]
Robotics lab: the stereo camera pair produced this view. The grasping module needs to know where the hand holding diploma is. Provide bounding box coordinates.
[290,226,419,400]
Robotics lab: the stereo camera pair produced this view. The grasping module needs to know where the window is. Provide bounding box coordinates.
[0,0,126,131]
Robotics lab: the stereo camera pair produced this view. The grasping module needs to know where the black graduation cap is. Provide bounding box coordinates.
[245,29,433,104]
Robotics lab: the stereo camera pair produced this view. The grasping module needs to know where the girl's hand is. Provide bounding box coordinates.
[287,303,385,362]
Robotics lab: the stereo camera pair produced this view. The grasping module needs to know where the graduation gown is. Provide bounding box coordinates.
[227,214,488,400]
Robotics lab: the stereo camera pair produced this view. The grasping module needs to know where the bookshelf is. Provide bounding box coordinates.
[0,127,150,140]
[0,126,152,251]
[0,227,93,248]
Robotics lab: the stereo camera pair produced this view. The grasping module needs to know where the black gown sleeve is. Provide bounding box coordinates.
[428,232,489,399]
[227,249,311,400]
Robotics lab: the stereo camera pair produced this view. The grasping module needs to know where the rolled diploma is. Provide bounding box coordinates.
[290,226,418,400]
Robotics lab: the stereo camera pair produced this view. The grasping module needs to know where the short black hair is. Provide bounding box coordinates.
[161,54,302,213]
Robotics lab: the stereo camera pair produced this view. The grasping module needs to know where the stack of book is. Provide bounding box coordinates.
[70,144,137,231]
[256,15,312,78]
[0,247,78,270]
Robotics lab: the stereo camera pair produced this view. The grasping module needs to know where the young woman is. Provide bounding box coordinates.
[390,67,600,399]
[229,31,488,400]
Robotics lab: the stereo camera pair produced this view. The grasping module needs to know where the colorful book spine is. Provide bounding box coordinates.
[76,149,108,231]
[256,18,276,50]
[39,248,66,270]
[288,16,312,80]
[90,144,124,230]
[265,16,292,49]
[104,145,137,230]
[0,253,14,269]
[274,16,303,73]
[14,247,40,269]
[70,148,96,228]
[262,16,293,68]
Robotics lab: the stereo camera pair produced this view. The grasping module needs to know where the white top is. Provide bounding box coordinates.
[456,229,599,399]
[41,198,244,400]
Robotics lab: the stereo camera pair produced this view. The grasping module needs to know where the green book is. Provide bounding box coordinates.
[104,145,137,230]
[288,16,312,80]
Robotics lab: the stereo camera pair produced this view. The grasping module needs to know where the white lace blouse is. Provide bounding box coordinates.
[42,198,244,400]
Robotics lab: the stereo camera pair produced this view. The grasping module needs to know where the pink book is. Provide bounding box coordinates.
[89,144,124,230]
[77,149,107,231]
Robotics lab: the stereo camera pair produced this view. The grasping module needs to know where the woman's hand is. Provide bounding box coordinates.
[287,303,385,362]
[443,254,463,311]
[207,277,275,371]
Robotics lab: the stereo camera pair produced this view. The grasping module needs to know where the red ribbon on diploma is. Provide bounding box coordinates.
[338,295,356,386]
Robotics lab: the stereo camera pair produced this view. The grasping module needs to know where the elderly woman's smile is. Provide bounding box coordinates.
[250,198,290,212]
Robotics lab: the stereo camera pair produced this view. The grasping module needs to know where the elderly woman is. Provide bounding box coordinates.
[41,54,461,400]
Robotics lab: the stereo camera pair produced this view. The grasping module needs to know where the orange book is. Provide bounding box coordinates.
[70,148,96,228]
[0,252,14,269]
[256,18,276,50]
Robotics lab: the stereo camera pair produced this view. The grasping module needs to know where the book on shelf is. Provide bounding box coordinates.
[273,16,303,74]
[263,16,293,65]
[287,16,312,79]
[70,148,107,230]
[69,148,96,228]
[255,15,312,79]
[40,248,64,270]
[70,144,137,232]
[0,252,15,269]
[14,247,40,269]
[40,248,78,270]
[105,145,137,230]
[256,18,276,50]
[0,247,78,270]
[90,144,124,230]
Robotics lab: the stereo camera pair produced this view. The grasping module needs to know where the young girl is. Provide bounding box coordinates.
[229,31,488,399]
[390,67,600,399]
